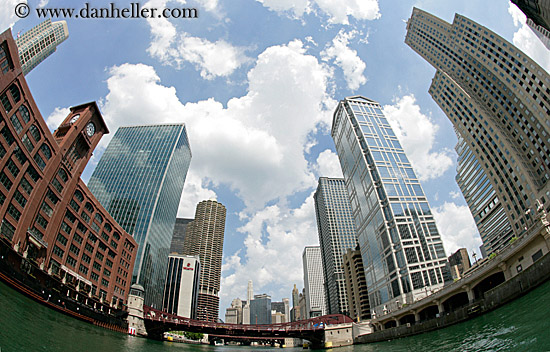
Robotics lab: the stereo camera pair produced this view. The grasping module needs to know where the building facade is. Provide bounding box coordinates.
[448,248,471,280]
[15,19,69,75]
[182,199,226,321]
[343,248,370,322]
[512,0,550,33]
[313,177,357,316]
[88,123,191,307]
[242,280,253,324]
[302,246,327,318]
[455,133,513,256]
[406,8,550,250]
[161,254,200,318]
[0,28,136,309]
[250,293,271,325]
[332,96,450,317]
[225,298,243,324]
[170,218,193,254]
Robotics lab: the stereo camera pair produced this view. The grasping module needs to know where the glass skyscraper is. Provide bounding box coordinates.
[405,8,550,249]
[302,246,327,318]
[88,124,191,307]
[332,96,450,317]
[15,19,69,75]
[314,177,357,316]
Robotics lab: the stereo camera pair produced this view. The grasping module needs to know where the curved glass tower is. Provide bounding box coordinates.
[88,124,191,307]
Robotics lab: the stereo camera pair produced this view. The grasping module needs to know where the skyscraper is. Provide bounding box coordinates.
[405,8,550,249]
[302,246,327,318]
[250,294,271,325]
[343,248,370,322]
[332,96,450,316]
[455,133,513,256]
[15,19,69,75]
[313,177,357,316]
[512,0,550,33]
[88,124,191,307]
[242,280,253,324]
[161,254,200,318]
[183,199,226,321]
[170,218,194,254]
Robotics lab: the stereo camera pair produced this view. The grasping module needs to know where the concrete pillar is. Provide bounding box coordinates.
[498,262,511,280]
[395,318,400,327]
[436,300,444,314]
[414,311,420,323]
[462,285,475,303]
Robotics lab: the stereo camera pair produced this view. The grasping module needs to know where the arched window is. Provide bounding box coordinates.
[19,105,30,123]
[95,213,103,224]
[29,125,41,142]
[85,202,94,214]
[8,84,21,103]
[74,190,84,203]
[104,223,112,233]
[40,143,52,160]
[10,114,22,133]
[57,168,68,182]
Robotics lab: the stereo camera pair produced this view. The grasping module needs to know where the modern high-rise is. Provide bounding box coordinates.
[314,177,357,316]
[183,199,226,321]
[161,254,200,318]
[343,248,370,322]
[455,133,513,256]
[88,124,192,307]
[15,19,69,75]
[250,294,271,325]
[302,246,327,318]
[291,284,299,321]
[242,280,253,324]
[406,8,550,247]
[332,96,450,316]
[512,0,550,32]
[170,218,193,254]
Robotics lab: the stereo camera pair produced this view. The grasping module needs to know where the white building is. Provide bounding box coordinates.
[161,254,200,318]
[302,246,327,318]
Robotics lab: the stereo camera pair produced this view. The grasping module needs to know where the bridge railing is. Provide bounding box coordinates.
[143,305,353,332]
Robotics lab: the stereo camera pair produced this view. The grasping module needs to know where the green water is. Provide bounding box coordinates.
[1,279,550,352]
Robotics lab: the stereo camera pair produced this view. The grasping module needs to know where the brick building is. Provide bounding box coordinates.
[0,28,137,309]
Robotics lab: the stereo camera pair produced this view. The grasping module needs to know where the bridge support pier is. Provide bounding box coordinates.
[321,323,354,348]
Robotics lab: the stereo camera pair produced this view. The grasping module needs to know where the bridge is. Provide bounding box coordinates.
[142,306,354,348]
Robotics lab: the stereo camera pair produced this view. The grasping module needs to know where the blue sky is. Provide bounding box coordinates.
[2,0,549,318]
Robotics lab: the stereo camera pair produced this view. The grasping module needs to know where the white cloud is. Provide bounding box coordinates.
[432,202,482,257]
[146,0,248,79]
[315,149,343,178]
[256,0,380,25]
[44,107,70,132]
[220,195,318,304]
[508,4,550,72]
[177,171,218,218]
[449,191,461,200]
[321,29,366,91]
[0,0,25,30]
[383,95,454,181]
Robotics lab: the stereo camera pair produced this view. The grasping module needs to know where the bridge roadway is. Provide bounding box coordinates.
[143,306,353,347]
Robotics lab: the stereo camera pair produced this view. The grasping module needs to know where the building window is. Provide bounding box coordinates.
[19,105,30,123]
[10,114,23,133]
[57,168,68,183]
[40,201,53,217]
[7,204,21,221]
[40,143,52,160]
[79,264,89,276]
[33,153,46,170]
[90,272,99,282]
[29,125,41,142]
[0,171,13,191]
[73,233,83,244]
[6,159,19,178]
[0,219,16,240]
[26,166,40,183]
[84,202,94,214]
[81,211,90,223]
[13,147,27,165]
[0,93,12,113]
[1,126,15,145]
[52,245,64,258]
[51,177,63,193]
[66,255,77,268]
[8,84,21,103]
[74,190,84,203]
[69,199,80,212]
[13,190,27,208]
[82,253,91,264]
[57,233,68,246]
[84,242,94,253]
[45,189,59,204]
[69,244,80,256]
[21,134,34,152]
[35,214,48,229]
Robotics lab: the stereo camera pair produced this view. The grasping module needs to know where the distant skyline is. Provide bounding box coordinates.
[2,0,549,318]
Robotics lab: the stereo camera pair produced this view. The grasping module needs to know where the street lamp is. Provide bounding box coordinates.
[472,252,477,265]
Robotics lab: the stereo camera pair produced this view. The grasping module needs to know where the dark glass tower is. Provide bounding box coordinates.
[332,96,450,317]
[88,124,191,307]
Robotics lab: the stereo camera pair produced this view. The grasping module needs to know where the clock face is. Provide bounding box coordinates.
[86,122,95,137]
[69,114,80,124]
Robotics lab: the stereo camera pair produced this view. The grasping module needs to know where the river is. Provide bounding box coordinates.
[1,279,549,351]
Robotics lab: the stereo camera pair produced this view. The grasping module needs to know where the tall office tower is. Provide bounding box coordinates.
[512,0,550,31]
[170,218,193,254]
[15,19,69,75]
[182,199,226,321]
[406,8,550,243]
[448,248,472,280]
[332,96,450,316]
[455,134,513,256]
[225,298,243,324]
[282,297,290,322]
[250,294,271,324]
[0,28,137,311]
[242,280,253,324]
[302,246,327,318]
[314,177,357,316]
[343,248,370,322]
[88,124,191,307]
[291,284,299,321]
[161,254,200,318]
